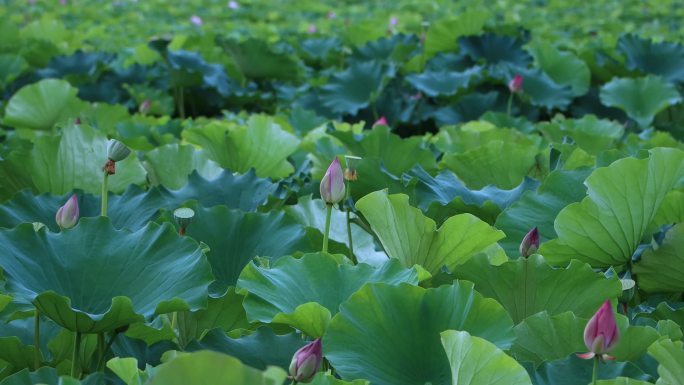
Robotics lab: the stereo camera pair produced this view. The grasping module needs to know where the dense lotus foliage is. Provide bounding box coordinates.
[0,1,684,384]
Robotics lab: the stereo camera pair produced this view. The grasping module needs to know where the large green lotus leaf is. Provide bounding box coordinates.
[160,202,311,296]
[633,224,684,293]
[648,339,684,385]
[599,76,682,128]
[441,140,540,189]
[541,148,684,267]
[529,355,651,385]
[453,255,622,323]
[319,60,390,116]
[0,217,213,333]
[341,158,411,202]
[30,123,146,195]
[0,54,27,89]
[0,367,100,385]
[432,122,539,154]
[511,311,586,366]
[423,10,489,58]
[324,282,515,385]
[284,196,387,266]
[142,144,221,190]
[160,170,278,212]
[353,34,419,64]
[183,116,300,179]
[0,337,37,379]
[221,38,301,82]
[191,327,305,371]
[597,379,654,385]
[309,373,369,385]
[405,67,482,97]
[539,115,624,155]
[495,168,591,257]
[648,191,684,233]
[329,125,436,176]
[509,66,574,110]
[3,79,87,131]
[145,350,287,385]
[356,190,504,273]
[618,34,684,84]
[527,40,590,96]
[458,34,532,67]
[237,253,419,337]
[441,330,532,385]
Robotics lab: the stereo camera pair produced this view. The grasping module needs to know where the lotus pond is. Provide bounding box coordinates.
[0,0,684,384]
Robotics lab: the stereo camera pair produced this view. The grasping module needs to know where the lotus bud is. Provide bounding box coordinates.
[289,339,323,383]
[174,207,195,236]
[578,300,619,359]
[107,139,131,163]
[56,194,79,230]
[327,11,336,19]
[508,74,523,93]
[344,155,362,181]
[139,99,151,115]
[227,0,239,9]
[307,24,317,34]
[320,158,345,204]
[190,15,203,26]
[373,116,388,127]
[519,227,539,258]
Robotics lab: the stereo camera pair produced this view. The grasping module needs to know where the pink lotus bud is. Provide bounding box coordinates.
[307,24,317,34]
[373,116,388,126]
[519,227,539,257]
[389,16,398,27]
[55,194,79,230]
[60,0,67,5]
[579,300,619,359]
[190,15,203,26]
[139,99,151,114]
[320,158,345,204]
[327,11,336,19]
[289,339,323,383]
[508,74,523,93]
[227,0,239,9]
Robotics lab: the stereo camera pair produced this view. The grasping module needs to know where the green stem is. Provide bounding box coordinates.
[179,87,186,120]
[33,309,41,369]
[71,332,82,379]
[344,180,357,264]
[290,381,298,385]
[592,356,599,385]
[101,172,109,216]
[97,330,120,372]
[96,333,105,372]
[322,204,332,253]
[507,92,513,117]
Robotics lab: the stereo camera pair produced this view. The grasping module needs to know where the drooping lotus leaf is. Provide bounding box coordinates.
[541,148,684,267]
[160,170,278,212]
[142,144,222,190]
[441,330,532,385]
[458,33,532,67]
[511,311,587,366]
[648,339,684,385]
[529,355,652,385]
[183,116,300,179]
[237,253,419,337]
[495,168,591,257]
[453,255,622,323]
[527,40,590,96]
[3,79,87,131]
[324,281,515,385]
[0,217,213,333]
[319,60,390,116]
[539,115,624,155]
[145,350,288,385]
[405,67,482,97]
[633,224,684,293]
[191,327,306,371]
[618,34,684,84]
[599,76,682,128]
[159,202,311,296]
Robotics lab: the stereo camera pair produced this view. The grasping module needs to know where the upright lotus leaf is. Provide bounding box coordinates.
[432,122,539,154]
[324,282,515,385]
[453,255,622,323]
[648,191,684,233]
[496,168,591,257]
[633,224,684,293]
[309,373,369,385]
[3,79,86,131]
[405,67,482,97]
[458,33,532,67]
[539,115,624,155]
[529,355,651,385]
[284,196,387,265]
[618,34,684,84]
[506,66,574,110]
[441,140,541,189]
[160,202,311,296]
[145,351,288,385]
[648,339,684,385]
[599,76,682,128]
[221,38,301,81]
[441,330,532,385]
[0,54,27,89]
[0,217,213,333]
[511,311,587,366]
[191,327,306,371]
[527,40,590,96]
[353,34,420,64]
[183,116,300,179]
[0,367,99,385]
[423,10,489,58]
[160,170,278,212]
[541,148,684,267]
[237,254,419,337]
[356,190,504,274]
[319,60,390,116]
[0,337,37,379]
[143,144,221,189]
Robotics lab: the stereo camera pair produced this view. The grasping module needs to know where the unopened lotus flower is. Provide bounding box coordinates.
[227,0,239,9]
[320,158,345,204]
[519,227,539,257]
[508,74,523,93]
[373,116,388,126]
[289,338,323,383]
[139,99,151,114]
[578,300,619,360]
[56,194,79,229]
[307,24,317,34]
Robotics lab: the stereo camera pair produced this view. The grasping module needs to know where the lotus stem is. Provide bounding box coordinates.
[507,92,514,117]
[71,332,82,378]
[33,309,41,369]
[96,330,121,372]
[322,204,332,253]
[344,180,357,264]
[101,172,109,216]
[592,356,599,385]
[96,333,105,372]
